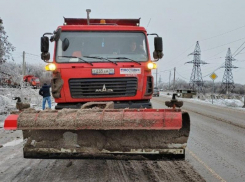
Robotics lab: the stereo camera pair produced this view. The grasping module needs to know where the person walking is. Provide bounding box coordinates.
[39,83,51,110]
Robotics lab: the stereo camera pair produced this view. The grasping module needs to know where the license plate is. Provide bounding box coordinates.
[92,69,114,75]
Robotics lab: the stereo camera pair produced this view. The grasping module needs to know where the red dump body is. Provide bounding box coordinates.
[23,75,40,87]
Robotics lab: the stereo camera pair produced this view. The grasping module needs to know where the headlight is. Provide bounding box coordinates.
[45,63,56,71]
[147,62,157,69]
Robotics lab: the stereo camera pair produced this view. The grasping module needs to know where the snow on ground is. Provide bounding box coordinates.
[0,87,56,124]
[3,138,23,147]
[191,97,244,108]
[160,91,245,109]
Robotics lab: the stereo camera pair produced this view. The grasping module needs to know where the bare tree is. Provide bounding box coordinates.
[0,18,15,64]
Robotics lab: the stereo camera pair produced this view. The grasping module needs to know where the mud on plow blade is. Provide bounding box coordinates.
[4,104,190,160]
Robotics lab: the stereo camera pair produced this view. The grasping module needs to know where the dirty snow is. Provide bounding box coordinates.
[3,138,23,147]
[0,86,56,129]
[191,97,244,108]
[0,87,56,113]
[160,92,245,109]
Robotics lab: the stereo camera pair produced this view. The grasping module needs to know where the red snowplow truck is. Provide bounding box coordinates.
[4,11,190,159]
[23,75,40,88]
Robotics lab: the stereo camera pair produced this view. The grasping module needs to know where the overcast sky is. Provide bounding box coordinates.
[1,0,245,84]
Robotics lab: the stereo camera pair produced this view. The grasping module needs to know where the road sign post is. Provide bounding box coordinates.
[210,73,218,104]
[243,96,245,108]
[243,85,245,108]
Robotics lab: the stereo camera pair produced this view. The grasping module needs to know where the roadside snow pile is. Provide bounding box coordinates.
[0,87,43,115]
[0,95,13,106]
[221,99,244,107]
[191,98,244,108]
[160,92,172,97]
[0,93,16,115]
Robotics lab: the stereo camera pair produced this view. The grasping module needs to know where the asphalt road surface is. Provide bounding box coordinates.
[152,95,245,182]
[1,95,245,181]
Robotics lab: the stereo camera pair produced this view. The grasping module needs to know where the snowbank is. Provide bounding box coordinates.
[160,91,245,109]
[191,98,244,108]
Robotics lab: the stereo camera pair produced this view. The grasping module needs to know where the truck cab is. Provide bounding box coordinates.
[41,17,163,109]
[23,75,40,88]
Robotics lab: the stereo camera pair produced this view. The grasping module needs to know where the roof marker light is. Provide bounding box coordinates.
[100,19,106,24]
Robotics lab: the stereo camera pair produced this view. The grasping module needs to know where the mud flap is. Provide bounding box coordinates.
[51,71,64,98]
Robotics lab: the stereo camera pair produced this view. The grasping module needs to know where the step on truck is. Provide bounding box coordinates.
[4,10,190,160]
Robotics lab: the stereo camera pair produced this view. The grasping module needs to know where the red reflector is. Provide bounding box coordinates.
[4,115,18,130]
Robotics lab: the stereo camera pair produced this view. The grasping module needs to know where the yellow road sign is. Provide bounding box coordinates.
[210,73,218,80]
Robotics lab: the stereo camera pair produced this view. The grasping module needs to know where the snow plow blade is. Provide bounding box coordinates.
[4,108,190,160]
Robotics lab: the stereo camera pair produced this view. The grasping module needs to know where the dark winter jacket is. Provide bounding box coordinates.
[39,85,51,98]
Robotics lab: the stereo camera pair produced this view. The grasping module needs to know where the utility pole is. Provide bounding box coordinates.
[159,74,162,85]
[220,48,238,96]
[160,70,171,91]
[173,67,176,92]
[22,51,26,75]
[169,71,171,91]
[243,85,245,108]
[155,68,158,88]
[186,41,207,93]
[154,68,158,87]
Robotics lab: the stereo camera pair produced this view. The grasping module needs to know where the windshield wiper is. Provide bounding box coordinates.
[107,57,141,65]
[58,56,93,66]
[83,56,118,65]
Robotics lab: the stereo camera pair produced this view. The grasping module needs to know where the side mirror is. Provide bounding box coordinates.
[41,36,49,53]
[154,37,162,52]
[41,36,50,61]
[62,38,70,51]
[153,37,163,59]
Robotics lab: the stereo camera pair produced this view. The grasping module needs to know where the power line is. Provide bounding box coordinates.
[176,71,189,80]
[165,43,195,64]
[203,64,224,78]
[204,49,227,59]
[203,37,245,52]
[204,57,224,61]
[233,46,245,57]
[232,40,245,56]
[166,37,244,70]
[165,25,245,69]
[235,52,245,55]
[199,24,245,42]
[25,52,40,57]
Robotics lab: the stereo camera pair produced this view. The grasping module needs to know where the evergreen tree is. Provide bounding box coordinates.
[0,18,15,64]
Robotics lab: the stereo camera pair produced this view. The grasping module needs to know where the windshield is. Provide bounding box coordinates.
[56,32,148,63]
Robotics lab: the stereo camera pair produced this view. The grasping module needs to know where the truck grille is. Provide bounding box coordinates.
[69,77,138,98]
